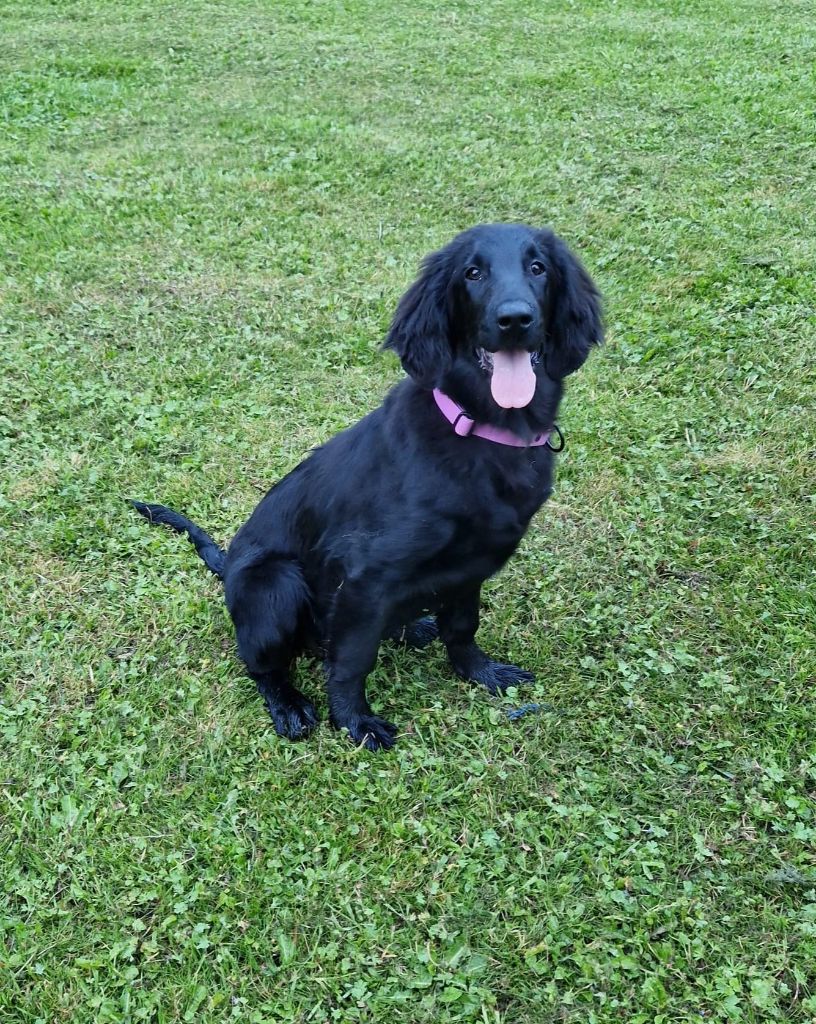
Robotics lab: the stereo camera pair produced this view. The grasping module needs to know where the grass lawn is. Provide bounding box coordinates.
[2,0,815,1020]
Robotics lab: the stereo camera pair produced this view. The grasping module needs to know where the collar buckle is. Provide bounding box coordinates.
[452,411,476,436]
[432,388,554,449]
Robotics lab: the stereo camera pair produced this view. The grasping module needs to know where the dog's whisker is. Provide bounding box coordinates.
[477,347,494,372]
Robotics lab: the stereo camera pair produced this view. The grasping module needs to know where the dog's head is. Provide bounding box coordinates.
[385,223,602,412]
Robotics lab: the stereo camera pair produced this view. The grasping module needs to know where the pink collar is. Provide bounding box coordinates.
[433,388,556,448]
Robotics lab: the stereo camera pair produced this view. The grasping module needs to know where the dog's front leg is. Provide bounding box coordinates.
[438,585,535,694]
[325,583,397,751]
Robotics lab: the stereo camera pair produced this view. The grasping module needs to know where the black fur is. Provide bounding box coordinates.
[132,223,602,751]
[130,500,226,579]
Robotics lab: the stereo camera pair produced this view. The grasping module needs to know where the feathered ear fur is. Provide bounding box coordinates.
[383,247,453,386]
[543,232,603,378]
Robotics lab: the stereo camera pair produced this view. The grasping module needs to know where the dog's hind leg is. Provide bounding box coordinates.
[226,556,319,739]
[249,659,319,740]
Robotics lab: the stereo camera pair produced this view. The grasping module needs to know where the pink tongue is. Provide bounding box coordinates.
[490,350,537,409]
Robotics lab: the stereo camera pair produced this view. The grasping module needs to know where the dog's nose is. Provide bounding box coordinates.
[496,300,534,333]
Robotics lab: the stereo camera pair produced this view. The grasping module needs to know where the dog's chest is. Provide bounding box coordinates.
[441,452,553,556]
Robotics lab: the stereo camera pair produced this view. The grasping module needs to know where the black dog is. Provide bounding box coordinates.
[132,223,602,750]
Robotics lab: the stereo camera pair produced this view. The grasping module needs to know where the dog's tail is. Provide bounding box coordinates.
[130,500,226,580]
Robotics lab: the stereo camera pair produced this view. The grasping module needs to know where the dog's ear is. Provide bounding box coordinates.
[384,247,453,386]
[543,232,603,378]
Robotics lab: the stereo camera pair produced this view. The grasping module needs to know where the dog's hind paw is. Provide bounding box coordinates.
[389,616,438,649]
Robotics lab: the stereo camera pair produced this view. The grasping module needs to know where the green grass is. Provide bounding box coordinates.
[2,0,815,1020]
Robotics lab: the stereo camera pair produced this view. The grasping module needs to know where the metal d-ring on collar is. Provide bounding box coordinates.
[545,424,565,452]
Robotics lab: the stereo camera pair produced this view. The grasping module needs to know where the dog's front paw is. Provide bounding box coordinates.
[472,662,536,694]
[450,647,535,695]
[266,695,320,740]
[336,712,398,751]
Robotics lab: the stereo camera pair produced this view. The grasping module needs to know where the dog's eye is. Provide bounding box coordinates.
[464,266,483,281]
[530,261,546,277]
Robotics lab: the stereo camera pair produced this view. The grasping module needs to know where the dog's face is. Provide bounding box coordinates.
[385,223,602,413]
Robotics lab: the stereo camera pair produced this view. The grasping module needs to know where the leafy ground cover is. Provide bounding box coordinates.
[1,1,815,1020]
